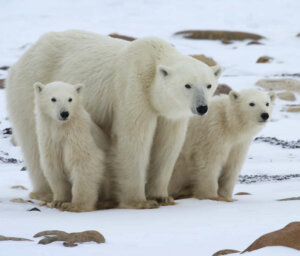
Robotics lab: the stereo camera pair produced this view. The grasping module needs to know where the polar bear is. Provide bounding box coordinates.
[6,30,221,209]
[34,81,108,212]
[169,89,275,201]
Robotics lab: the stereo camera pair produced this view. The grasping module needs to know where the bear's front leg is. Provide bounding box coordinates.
[41,153,72,208]
[218,143,250,201]
[112,111,159,209]
[146,117,189,205]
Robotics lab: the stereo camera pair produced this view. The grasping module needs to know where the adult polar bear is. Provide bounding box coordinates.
[6,30,221,209]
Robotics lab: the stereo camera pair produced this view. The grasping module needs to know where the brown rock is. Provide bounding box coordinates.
[109,33,136,41]
[286,107,300,113]
[243,222,300,253]
[10,198,33,204]
[174,30,264,41]
[212,249,240,256]
[214,84,232,96]
[0,79,5,89]
[34,230,105,247]
[256,56,273,63]
[297,33,300,37]
[235,192,251,196]
[277,91,296,101]
[256,78,300,93]
[191,54,217,66]
[0,235,32,242]
[11,185,28,190]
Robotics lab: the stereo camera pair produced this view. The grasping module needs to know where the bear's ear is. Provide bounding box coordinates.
[157,65,171,77]
[33,82,45,93]
[269,91,276,102]
[75,83,85,94]
[229,91,239,101]
[211,65,222,78]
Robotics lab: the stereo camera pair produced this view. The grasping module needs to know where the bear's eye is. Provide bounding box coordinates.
[51,98,56,102]
[207,84,212,89]
[249,102,255,107]
[185,84,192,89]
[266,103,269,106]
[68,98,72,102]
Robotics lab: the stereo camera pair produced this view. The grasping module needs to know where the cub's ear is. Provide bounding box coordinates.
[75,83,85,94]
[157,65,171,77]
[33,82,45,93]
[229,90,239,101]
[269,91,276,102]
[211,64,222,78]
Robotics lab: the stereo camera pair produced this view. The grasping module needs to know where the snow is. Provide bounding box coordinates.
[1,0,300,255]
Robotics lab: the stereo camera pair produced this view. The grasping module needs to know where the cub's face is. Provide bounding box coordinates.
[34,81,84,123]
[151,58,221,119]
[229,89,276,125]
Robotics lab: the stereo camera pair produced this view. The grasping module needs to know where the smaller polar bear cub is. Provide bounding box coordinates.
[34,81,107,212]
[169,89,276,202]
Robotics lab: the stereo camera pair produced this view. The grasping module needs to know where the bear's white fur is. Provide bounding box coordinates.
[34,81,107,212]
[169,89,275,201]
[6,30,221,209]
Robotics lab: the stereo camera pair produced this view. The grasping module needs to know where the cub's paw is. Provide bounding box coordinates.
[30,192,53,202]
[119,200,159,209]
[60,202,95,212]
[151,196,176,206]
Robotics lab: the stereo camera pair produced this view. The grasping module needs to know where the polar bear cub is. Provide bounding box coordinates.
[169,89,275,202]
[34,81,107,212]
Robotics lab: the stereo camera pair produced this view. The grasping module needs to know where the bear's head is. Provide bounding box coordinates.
[229,89,276,128]
[33,81,84,123]
[150,58,221,119]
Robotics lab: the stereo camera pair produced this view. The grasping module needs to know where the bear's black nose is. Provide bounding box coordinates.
[196,105,208,116]
[261,112,269,121]
[60,111,69,120]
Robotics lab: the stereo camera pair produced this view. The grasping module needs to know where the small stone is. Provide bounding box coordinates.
[277,91,296,101]
[256,78,300,92]
[28,207,41,212]
[109,33,136,41]
[235,192,251,196]
[11,185,28,190]
[247,40,263,45]
[20,166,27,171]
[256,56,273,63]
[0,66,9,70]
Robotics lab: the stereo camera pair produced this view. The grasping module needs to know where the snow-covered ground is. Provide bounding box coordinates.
[1,0,300,255]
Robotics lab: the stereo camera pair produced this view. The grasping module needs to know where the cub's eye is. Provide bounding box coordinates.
[207,84,212,89]
[266,103,269,106]
[51,98,56,102]
[249,102,255,107]
[185,84,192,89]
[68,98,72,102]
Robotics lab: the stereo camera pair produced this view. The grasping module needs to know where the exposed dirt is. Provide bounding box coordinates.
[174,30,264,41]
[11,185,28,190]
[0,79,5,89]
[34,230,105,247]
[278,196,300,201]
[235,192,251,196]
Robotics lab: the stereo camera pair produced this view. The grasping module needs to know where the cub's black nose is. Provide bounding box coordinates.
[60,111,69,120]
[261,112,269,121]
[196,105,208,116]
